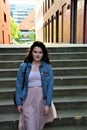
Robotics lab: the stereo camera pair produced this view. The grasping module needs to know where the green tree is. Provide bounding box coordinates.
[10,17,20,40]
[28,31,36,41]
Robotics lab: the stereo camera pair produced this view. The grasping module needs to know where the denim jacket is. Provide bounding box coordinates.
[15,61,54,107]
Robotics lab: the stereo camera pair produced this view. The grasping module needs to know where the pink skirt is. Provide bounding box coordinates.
[18,86,57,130]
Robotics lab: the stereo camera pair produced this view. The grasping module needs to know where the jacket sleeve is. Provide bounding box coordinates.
[15,62,27,106]
[45,64,54,107]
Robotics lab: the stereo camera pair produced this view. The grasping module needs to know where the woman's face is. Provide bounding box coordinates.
[32,46,43,62]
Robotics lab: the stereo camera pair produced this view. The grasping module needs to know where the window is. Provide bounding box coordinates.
[4,13,7,22]
[51,15,54,43]
[43,2,44,15]
[45,0,47,12]
[3,0,5,3]
[71,0,77,43]
[48,0,50,9]
[56,10,59,42]
[48,19,50,42]
[2,31,4,44]
[84,0,87,43]
[51,0,54,5]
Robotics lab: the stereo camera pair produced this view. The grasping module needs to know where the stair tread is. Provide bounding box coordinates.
[44,126,87,130]
[55,75,87,79]
[0,95,87,106]
[0,113,19,122]
[0,99,13,105]
[53,95,87,102]
[1,67,87,71]
[0,59,87,62]
[0,77,16,81]
[0,60,22,63]
[0,52,87,55]
[0,85,86,93]
[0,87,15,92]
[58,109,87,118]
[0,68,18,71]
[51,59,87,61]
[0,53,25,55]
[54,85,87,90]
[0,108,87,122]
[50,52,87,54]
[53,67,87,70]
[0,75,87,81]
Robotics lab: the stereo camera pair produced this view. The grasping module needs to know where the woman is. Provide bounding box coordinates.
[15,41,57,130]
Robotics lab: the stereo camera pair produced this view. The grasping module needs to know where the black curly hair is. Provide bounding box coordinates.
[24,41,50,64]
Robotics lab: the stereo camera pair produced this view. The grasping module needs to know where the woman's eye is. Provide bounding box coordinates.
[34,51,37,53]
[39,52,42,54]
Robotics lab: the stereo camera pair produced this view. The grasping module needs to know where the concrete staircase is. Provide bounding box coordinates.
[0,46,87,130]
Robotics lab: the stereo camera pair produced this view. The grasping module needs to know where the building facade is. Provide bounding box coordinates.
[10,0,36,42]
[18,10,35,41]
[10,1,36,24]
[0,0,11,44]
[36,0,87,44]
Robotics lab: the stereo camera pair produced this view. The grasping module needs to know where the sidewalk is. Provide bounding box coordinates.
[0,43,87,48]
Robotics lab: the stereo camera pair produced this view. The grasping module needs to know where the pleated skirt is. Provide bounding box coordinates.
[18,86,57,130]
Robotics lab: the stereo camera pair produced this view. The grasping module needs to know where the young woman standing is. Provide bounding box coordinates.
[15,41,57,130]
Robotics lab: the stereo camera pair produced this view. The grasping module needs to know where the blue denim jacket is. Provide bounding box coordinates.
[15,61,54,107]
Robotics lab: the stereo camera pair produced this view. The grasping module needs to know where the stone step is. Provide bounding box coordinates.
[0,60,22,69]
[0,108,87,130]
[0,48,28,53]
[49,52,87,60]
[0,53,25,61]
[1,67,87,78]
[0,113,18,130]
[54,76,87,86]
[0,87,14,100]
[54,67,87,76]
[0,69,18,78]
[53,86,87,97]
[0,52,87,61]
[47,46,87,53]
[0,99,17,114]
[0,78,16,88]
[0,86,87,100]
[54,95,87,110]
[0,76,87,88]
[0,59,87,69]
[51,59,87,67]
[0,46,87,130]
[44,126,87,130]
[0,94,87,114]
[0,46,87,53]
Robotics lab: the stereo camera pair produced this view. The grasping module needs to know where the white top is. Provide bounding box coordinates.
[28,70,41,87]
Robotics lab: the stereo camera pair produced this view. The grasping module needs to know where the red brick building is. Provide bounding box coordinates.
[19,10,35,31]
[36,0,87,44]
[0,0,11,44]
[18,10,35,41]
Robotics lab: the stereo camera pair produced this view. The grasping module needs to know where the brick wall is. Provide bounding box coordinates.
[0,0,11,44]
[36,0,86,44]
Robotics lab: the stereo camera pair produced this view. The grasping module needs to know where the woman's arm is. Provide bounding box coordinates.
[45,64,54,107]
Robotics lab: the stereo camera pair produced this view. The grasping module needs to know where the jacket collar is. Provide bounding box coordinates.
[27,61,45,67]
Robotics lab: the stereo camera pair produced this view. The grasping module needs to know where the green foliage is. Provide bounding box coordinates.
[10,17,21,40]
[28,31,36,41]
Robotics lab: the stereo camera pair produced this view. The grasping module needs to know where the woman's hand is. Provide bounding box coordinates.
[43,105,50,115]
[17,105,23,113]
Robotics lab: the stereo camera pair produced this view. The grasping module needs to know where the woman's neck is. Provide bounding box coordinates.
[32,61,41,71]
[32,61,41,65]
